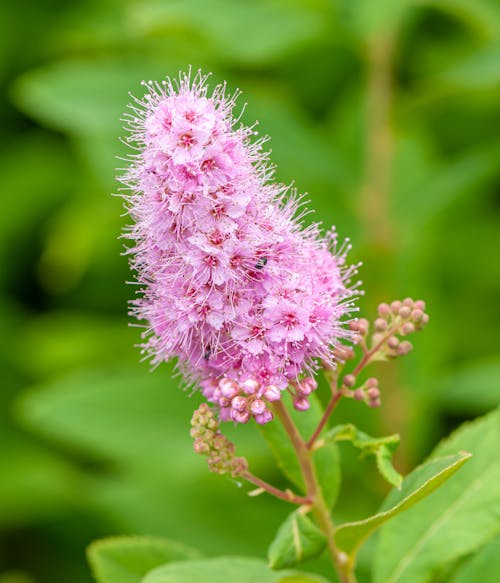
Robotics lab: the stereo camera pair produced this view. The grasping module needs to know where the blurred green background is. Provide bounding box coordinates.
[1,0,500,581]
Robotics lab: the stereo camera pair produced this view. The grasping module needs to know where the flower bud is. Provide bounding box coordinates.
[293,397,310,411]
[403,297,414,307]
[387,336,399,349]
[231,395,247,412]
[411,309,424,322]
[231,409,250,423]
[414,300,426,311]
[399,306,411,319]
[369,397,381,408]
[374,318,388,332]
[343,374,356,388]
[390,300,402,314]
[219,377,239,398]
[366,377,378,388]
[241,378,259,394]
[263,384,281,402]
[250,399,266,416]
[397,340,413,355]
[358,318,369,335]
[401,322,415,335]
[353,389,365,401]
[255,410,273,425]
[367,387,380,399]
[378,302,390,317]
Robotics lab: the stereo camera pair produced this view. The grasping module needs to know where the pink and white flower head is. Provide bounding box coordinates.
[121,69,360,424]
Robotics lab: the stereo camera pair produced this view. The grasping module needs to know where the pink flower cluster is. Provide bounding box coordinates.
[121,70,358,424]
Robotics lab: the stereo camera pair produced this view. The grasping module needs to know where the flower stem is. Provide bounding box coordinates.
[273,400,358,583]
[306,390,343,450]
[242,471,311,506]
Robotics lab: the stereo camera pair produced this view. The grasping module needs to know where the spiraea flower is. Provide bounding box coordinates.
[121,69,359,424]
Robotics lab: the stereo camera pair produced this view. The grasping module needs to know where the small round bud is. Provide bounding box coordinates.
[399,306,411,319]
[401,322,415,335]
[219,378,239,399]
[231,396,247,412]
[403,297,414,307]
[411,309,424,322]
[193,439,210,454]
[367,387,380,399]
[387,336,399,349]
[378,303,390,317]
[241,378,259,394]
[397,340,413,355]
[293,397,310,411]
[358,318,369,335]
[390,300,402,314]
[250,399,266,416]
[353,389,365,401]
[349,320,360,332]
[255,410,273,425]
[263,384,281,402]
[369,398,381,408]
[374,318,388,332]
[343,374,356,388]
[421,313,430,325]
[231,409,250,424]
[366,377,378,388]
[219,396,231,408]
[414,300,426,311]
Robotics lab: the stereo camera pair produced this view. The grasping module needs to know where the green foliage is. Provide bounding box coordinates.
[323,423,402,487]
[87,536,201,583]
[141,557,328,583]
[334,451,470,560]
[268,510,327,569]
[373,408,500,583]
[451,536,500,583]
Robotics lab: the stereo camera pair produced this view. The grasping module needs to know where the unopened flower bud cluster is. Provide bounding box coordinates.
[190,403,248,475]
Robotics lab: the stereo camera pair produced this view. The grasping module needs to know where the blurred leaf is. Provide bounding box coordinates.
[141,557,328,583]
[87,536,201,583]
[0,439,81,528]
[348,0,413,37]
[0,573,35,583]
[451,536,500,583]
[334,452,470,560]
[374,408,500,583]
[426,0,500,40]
[433,359,500,414]
[323,424,402,487]
[14,311,136,378]
[15,366,201,470]
[437,44,500,91]
[131,0,330,65]
[392,133,500,230]
[259,395,341,508]
[268,510,327,569]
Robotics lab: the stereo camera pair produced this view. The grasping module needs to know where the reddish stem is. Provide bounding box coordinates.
[242,471,311,506]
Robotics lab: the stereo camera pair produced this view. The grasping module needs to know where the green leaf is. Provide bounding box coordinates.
[132,0,329,65]
[373,408,500,583]
[15,366,200,470]
[87,536,201,583]
[259,394,340,508]
[141,557,329,583]
[334,451,471,558]
[452,536,500,583]
[323,424,402,488]
[268,510,327,569]
[434,359,500,414]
